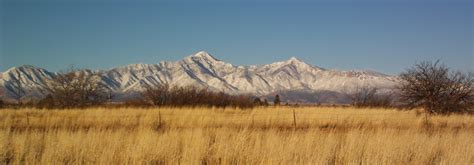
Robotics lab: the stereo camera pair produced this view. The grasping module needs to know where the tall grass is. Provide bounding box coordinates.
[1,107,473,164]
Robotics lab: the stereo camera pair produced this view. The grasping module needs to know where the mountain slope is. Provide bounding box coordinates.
[0,65,57,101]
[0,51,398,103]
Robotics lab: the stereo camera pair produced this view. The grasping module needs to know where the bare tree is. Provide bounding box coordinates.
[349,85,377,107]
[10,72,25,105]
[141,83,255,108]
[104,88,116,104]
[142,83,171,106]
[262,99,269,106]
[274,94,281,106]
[398,60,474,114]
[0,87,4,108]
[253,98,263,105]
[348,85,393,108]
[42,68,108,108]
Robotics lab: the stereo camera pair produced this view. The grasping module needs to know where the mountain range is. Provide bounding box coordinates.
[0,51,398,103]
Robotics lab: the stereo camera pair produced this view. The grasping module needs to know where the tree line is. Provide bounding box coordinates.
[139,84,255,108]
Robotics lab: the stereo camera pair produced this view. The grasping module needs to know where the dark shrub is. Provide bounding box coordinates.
[42,68,109,108]
[398,60,474,114]
[349,86,393,108]
[0,99,4,109]
[142,84,255,109]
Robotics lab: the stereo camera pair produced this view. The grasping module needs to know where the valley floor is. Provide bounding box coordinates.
[0,107,473,164]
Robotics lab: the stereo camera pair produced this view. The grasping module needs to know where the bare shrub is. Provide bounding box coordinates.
[142,84,171,106]
[0,88,4,108]
[274,94,281,106]
[41,68,109,108]
[262,99,269,106]
[253,98,262,105]
[141,84,255,108]
[349,86,393,108]
[252,98,270,106]
[398,60,474,114]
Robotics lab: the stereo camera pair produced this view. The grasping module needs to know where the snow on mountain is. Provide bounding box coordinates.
[0,51,398,103]
[0,65,57,101]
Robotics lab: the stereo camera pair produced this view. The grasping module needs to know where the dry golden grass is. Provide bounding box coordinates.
[1,106,473,164]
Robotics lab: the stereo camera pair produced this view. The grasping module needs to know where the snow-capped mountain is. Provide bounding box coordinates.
[0,51,398,103]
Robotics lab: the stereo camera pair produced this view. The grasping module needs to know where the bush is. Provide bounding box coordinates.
[274,94,281,106]
[42,68,109,109]
[36,94,55,109]
[0,99,4,109]
[398,60,474,114]
[141,84,255,108]
[348,86,393,108]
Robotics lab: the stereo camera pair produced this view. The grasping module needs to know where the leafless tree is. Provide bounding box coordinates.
[142,83,171,106]
[42,68,108,108]
[141,83,255,108]
[349,85,377,107]
[104,88,116,104]
[348,85,393,108]
[253,98,263,105]
[398,60,474,114]
[0,87,5,108]
[274,94,281,106]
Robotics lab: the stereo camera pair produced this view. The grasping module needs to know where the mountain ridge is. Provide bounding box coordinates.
[0,51,398,103]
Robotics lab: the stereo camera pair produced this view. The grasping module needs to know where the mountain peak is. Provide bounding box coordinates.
[190,51,219,61]
[284,56,311,67]
[288,57,303,63]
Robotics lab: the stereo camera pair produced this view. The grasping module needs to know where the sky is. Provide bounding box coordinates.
[1,0,473,74]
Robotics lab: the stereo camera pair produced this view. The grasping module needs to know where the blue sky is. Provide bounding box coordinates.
[1,0,472,74]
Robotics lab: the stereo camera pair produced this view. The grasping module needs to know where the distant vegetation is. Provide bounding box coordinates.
[140,84,255,109]
[347,85,394,108]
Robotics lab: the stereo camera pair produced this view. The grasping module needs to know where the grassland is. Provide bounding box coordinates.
[0,106,473,164]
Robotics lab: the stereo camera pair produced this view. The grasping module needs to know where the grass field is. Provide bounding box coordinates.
[1,106,473,164]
